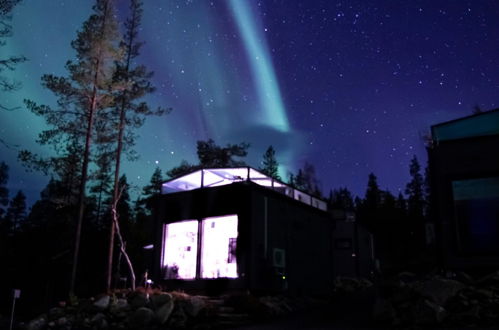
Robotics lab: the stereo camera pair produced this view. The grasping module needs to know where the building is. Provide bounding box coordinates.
[428,109,499,269]
[152,167,334,295]
[331,210,374,278]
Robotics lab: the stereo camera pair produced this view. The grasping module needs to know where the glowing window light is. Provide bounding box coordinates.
[201,215,239,279]
[163,220,199,279]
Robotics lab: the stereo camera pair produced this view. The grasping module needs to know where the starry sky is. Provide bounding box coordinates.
[1,0,499,205]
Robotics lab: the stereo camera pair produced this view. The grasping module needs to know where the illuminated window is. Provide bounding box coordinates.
[162,215,239,280]
[162,220,198,279]
[201,215,239,278]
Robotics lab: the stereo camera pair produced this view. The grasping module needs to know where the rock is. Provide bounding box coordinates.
[128,307,154,328]
[390,285,415,304]
[110,298,130,319]
[129,291,149,309]
[156,299,175,324]
[397,271,417,284]
[413,299,447,325]
[93,295,111,310]
[168,305,188,328]
[184,296,206,317]
[372,298,396,323]
[48,307,65,320]
[27,316,47,330]
[415,278,465,305]
[455,271,475,285]
[150,292,172,309]
[91,313,109,329]
[477,271,499,287]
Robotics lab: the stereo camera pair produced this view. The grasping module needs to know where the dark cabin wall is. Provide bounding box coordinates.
[248,188,334,295]
[153,181,334,295]
[429,134,499,269]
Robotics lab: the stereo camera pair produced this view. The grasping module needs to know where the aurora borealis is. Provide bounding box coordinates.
[2,0,499,203]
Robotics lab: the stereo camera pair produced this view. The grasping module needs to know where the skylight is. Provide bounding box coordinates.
[161,167,327,211]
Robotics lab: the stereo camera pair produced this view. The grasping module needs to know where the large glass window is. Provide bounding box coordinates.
[162,220,199,279]
[452,177,499,256]
[201,215,239,279]
[162,215,239,280]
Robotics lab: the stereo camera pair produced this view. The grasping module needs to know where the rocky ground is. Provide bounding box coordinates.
[9,271,499,329]
[14,288,324,330]
[372,270,499,328]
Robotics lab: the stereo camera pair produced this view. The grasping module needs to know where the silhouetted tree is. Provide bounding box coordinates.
[197,139,249,167]
[0,161,8,219]
[139,166,163,213]
[21,0,123,296]
[0,0,26,111]
[405,155,426,256]
[260,145,280,180]
[329,187,354,210]
[356,173,382,232]
[166,160,197,179]
[167,139,249,178]
[405,156,425,220]
[293,162,322,196]
[105,0,169,291]
[5,189,26,232]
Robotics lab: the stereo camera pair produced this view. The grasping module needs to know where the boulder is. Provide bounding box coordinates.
[156,299,175,324]
[128,307,154,328]
[415,278,465,305]
[26,316,47,330]
[413,299,447,325]
[477,271,499,287]
[455,271,475,286]
[184,296,206,317]
[128,292,149,309]
[93,295,111,310]
[372,298,396,323]
[150,292,173,309]
[168,305,188,328]
[48,307,65,320]
[91,313,109,329]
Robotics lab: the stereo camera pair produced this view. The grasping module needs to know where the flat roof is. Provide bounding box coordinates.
[161,167,328,211]
[431,109,499,144]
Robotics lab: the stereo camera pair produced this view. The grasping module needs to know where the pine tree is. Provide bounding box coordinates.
[21,0,122,296]
[292,162,321,196]
[139,167,163,208]
[197,139,249,167]
[405,155,426,255]
[5,190,26,232]
[0,162,8,219]
[405,156,425,219]
[0,0,27,111]
[365,173,381,209]
[260,145,280,180]
[166,139,249,178]
[358,173,382,232]
[329,187,354,210]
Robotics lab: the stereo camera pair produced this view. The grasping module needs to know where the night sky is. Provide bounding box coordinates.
[1,0,499,204]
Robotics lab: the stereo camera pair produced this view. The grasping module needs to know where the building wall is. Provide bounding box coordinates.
[429,134,499,269]
[248,189,334,295]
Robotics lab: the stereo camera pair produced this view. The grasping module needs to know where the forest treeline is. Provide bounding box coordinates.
[0,135,431,317]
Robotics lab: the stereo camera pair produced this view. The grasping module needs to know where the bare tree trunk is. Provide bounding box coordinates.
[111,187,136,290]
[105,1,138,292]
[69,82,99,297]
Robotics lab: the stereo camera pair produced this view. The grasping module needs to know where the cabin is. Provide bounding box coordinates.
[151,167,334,295]
[428,109,499,270]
